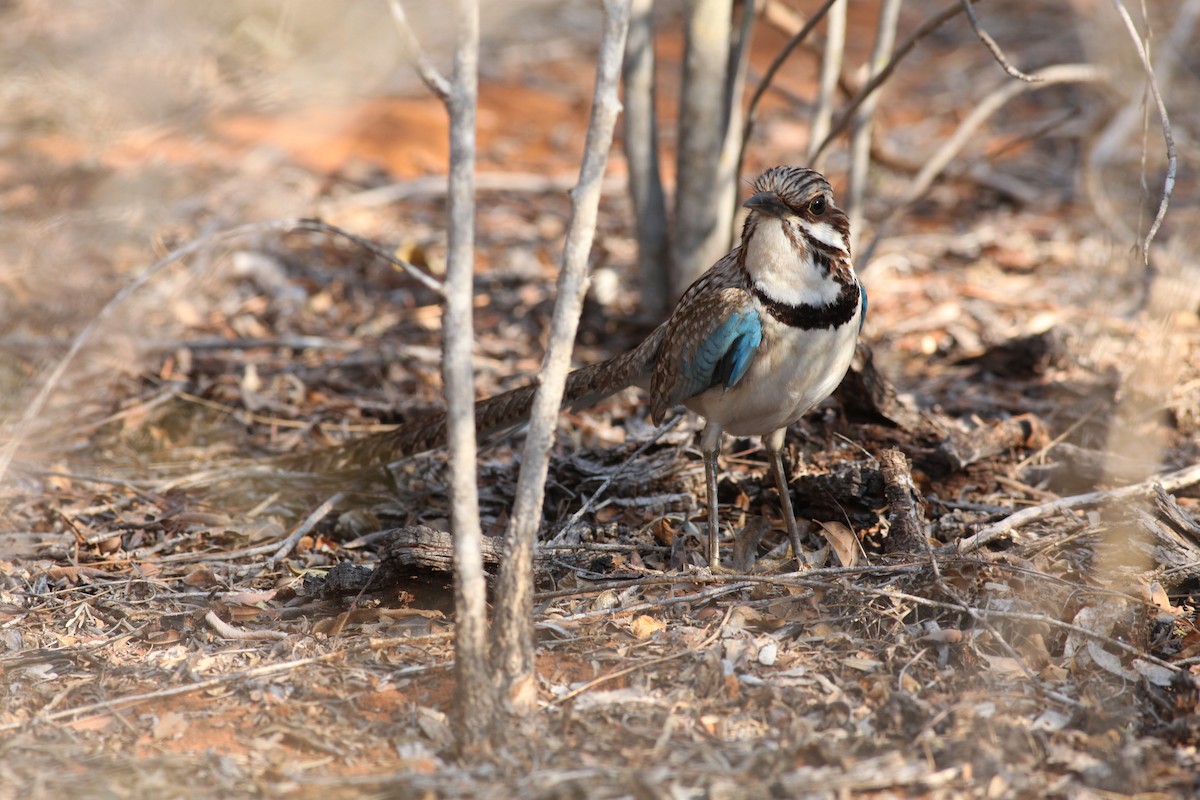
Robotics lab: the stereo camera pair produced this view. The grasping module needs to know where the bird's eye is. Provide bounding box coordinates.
[808,196,827,216]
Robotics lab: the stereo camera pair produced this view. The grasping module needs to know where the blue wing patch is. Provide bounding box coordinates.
[858,282,868,333]
[670,306,763,405]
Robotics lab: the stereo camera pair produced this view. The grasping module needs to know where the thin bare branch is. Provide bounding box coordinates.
[738,0,837,182]
[387,0,451,101]
[811,0,967,164]
[492,0,632,711]
[960,0,1040,82]
[808,0,846,168]
[1084,0,1194,299]
[295,218,443,293]
[439,0,496,746]
[846,0,902,248]
[859,63,1105,267]
[0,635,451,732]
[1107,0,1176,273]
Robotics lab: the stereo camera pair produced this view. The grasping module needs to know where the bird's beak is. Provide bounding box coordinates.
[742,191,790,218]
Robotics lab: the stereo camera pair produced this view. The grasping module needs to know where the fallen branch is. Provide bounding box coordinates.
[205,610,289,642]
[267,492,346,568]
[953,461,1200,555]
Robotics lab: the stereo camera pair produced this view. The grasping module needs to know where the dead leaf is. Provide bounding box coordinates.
[153,711,189,740]
[843,655,881,672]
[66,714,114,732]
[224,590,278,606]
[630,615,665,639]
[815,520,860,567]
[980,654,1026,678]
[183,566,220,587]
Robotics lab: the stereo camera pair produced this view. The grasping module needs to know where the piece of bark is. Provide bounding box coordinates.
[881,448,927,555]
[791,459,885,530]
[1153,484,1200,543]
[835,344,923,430]
[953,328,1067,378]
[917,414,1046,477]
[1127,487,1200,588]
[378,524,505,572]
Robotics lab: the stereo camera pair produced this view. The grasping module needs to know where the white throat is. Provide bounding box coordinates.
[744,217,844,307]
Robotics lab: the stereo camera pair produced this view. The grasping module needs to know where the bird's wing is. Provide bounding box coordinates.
[858,280,868,333]
[649,286,762,422]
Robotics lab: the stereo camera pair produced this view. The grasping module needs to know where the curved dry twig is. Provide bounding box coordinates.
[387,0,451,101]
[960,0,1040,82]
[859,63,1105,266]
[1107,0,1177,281]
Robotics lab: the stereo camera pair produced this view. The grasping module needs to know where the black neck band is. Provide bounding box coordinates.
[754,280,860,331]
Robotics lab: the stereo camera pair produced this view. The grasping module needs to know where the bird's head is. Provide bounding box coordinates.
[742,166,850,259]
[739,166,854,299]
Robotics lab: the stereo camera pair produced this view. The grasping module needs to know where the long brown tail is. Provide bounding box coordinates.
[275,327,663,475]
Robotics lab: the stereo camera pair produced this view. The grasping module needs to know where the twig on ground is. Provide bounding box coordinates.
[267,492,346,568]
[549,413,683,546]
[952,461,1200,555]
[0,635,453,733]
[205,610,289,641]
[549,604,733,705]
[544,580,754,626]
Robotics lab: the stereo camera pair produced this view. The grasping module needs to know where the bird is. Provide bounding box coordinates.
[285,165,866,567]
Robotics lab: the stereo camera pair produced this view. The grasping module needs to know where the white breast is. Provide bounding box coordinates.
[742,218,841,307]
[685,305,861,438]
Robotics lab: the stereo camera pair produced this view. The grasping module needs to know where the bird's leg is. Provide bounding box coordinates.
[765,428,803,566]
[700,424,724,568]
